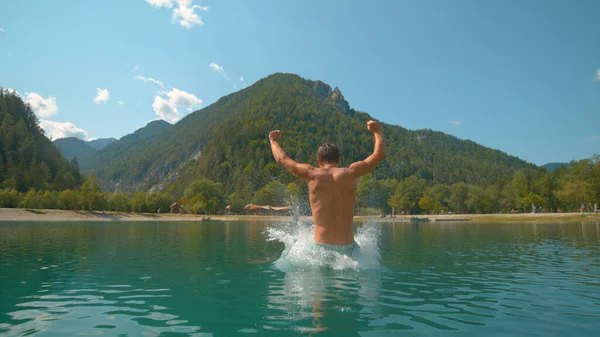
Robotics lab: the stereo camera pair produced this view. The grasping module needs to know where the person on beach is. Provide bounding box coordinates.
[269,120,385,257]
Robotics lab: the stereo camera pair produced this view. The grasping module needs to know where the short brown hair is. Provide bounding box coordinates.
[317,143,340,164]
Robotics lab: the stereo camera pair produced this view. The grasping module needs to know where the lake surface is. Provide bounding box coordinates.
[0,220,599,336]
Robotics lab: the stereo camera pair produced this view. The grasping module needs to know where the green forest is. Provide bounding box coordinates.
[1,76,599,216]
[0,89,82,193]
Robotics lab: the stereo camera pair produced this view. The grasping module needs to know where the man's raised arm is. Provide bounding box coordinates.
[269,130,314,181]
[349,120,386,177]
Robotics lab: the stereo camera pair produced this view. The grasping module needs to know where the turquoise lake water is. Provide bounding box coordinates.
[0,220,599,336]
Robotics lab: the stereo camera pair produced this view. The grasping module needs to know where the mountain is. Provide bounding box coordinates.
[119,120,172,144]
[542,162,568,172]
[80,120,172,177]
[80,73,536,195]
[0,88,81,192]
[87,138,117,150]
[54,137,96,160]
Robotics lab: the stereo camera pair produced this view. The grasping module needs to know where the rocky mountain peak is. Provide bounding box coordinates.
[312,81,351,115]
[312,80,332,99]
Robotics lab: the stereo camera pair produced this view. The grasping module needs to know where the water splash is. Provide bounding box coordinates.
[266,219,381,271]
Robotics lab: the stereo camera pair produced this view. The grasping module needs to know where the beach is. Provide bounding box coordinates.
[1,208,598,222]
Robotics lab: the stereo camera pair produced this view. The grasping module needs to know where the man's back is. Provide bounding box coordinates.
[308,167,357,246]
[269,120,385,246]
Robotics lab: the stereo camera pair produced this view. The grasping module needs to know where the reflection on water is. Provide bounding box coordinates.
[0,221,599,336]
[265,268,382,336]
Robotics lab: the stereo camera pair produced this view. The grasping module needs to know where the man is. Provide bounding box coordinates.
[269,120,385,256]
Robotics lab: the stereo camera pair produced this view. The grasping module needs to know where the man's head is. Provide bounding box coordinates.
[317,143,340,167]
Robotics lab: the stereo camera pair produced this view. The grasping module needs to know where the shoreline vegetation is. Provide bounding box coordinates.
[1,208,598,223]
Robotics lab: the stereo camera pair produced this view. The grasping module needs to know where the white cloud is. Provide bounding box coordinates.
[240,77,244,82]
[93,88,110,104]
[145,0,173,8]
[164,88,202,107]
[173,0,209,28]
[39,120,88,140]
[448,120,461,126]
[209,62,230,81]
[209,62,224,73]
[132,65,140,72]
[135,74,165,88]
[118,100,125,106]
[26,92,59,118]
[594,68,600,82]
[152,88,202,123]
[152,96,179,123]
[146,0,208,29]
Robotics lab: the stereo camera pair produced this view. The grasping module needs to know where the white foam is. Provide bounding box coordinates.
[266,219,381,271]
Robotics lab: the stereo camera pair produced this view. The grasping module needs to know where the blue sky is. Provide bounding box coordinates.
[1,0,599,166]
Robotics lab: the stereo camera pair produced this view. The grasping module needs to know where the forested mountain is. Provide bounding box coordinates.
[54,137,96,160]
[87,138,117,150]
[81,73,535,195]
[172,73,535,200]
[0,88,82,192]
[79,120,172,173]
[54,122,167,161]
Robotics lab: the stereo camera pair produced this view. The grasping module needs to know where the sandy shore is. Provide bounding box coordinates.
[1,208,598,223]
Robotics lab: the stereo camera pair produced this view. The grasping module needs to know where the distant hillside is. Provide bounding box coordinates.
[54,137,96,160]
[79,73,535,194]
[0,88,81,192]
[542,162,568,172]
[87,138,117,150]
[80,120,172,173]
[119,120,172,144]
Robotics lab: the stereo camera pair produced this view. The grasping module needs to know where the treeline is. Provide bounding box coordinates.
[2,155,598,215]
[0,88,82,192]
[0,175,229,215]
[0,175,172,212]
[356,155,600,214]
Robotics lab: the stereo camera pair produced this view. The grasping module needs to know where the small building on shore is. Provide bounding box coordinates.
[170,203,184,214]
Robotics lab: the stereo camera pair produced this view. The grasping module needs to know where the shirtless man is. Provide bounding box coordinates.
[269,120,385,254]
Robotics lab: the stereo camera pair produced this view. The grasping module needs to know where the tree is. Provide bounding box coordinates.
[500,183,517,211]
[227,192,246,213]
[57,189,79,210]
[285,182,302,204]
[554,180,589,212]
[80,174,104,210]
[252,181,286,206]
[388,193,413,215]
[356,175,376,210]
[108,192,130,212]
[148,192,172,213]
[426,184,450,211]
[466,185,487,214]
[418,195,438,214]
[131,191,148,212]
[0,188,21,208]
[449,182,469,213]
[512,170,530,212]
[395,175,426,214]
[522,192,545,212]
[184,179,226,214]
